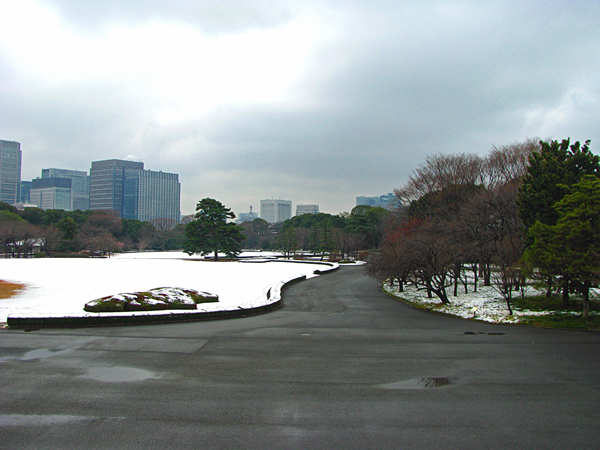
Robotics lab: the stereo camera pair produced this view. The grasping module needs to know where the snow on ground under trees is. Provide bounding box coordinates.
[383,279,599,323]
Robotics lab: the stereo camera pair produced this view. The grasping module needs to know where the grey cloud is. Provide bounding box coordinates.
[48,0,295,34]
[2,0,599,216]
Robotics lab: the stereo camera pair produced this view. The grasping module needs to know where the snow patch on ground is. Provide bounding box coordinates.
[383,281,578,324]
[0,252,337,322]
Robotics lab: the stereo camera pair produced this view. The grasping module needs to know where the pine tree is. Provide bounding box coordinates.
[183,198,245,261]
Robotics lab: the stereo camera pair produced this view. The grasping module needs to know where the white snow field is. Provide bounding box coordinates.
[0,252,334,323]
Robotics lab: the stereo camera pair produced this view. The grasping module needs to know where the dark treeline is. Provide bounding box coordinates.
[366,138,600,318]
[0,204,185,257]
[240,206,390,260]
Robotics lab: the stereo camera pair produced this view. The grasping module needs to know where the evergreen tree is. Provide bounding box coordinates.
[524,176,600,318]
[517,138,599,229]
[183,198,245,260]
[274,226,298,257]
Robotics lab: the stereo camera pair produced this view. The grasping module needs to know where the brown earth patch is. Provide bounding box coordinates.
[0,280,26,299]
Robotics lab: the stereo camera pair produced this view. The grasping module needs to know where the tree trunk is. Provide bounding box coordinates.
[214,250,219,261]
[426,279,433,298]
[483,263,491,286]
[582,284,590,320]
[431,287,450,304]
[453,264,459,297]
[505,287,513,315]
[562,277,570,306]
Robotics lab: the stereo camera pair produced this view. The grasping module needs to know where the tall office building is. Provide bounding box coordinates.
[356,193,396,210]
[30,178,72,211]
[42,168,90,211]
[0,140,22,204]
[20,181,32,203]
[90,159,144,216]
[260,199,292,224]
[123,169,180,222]
[296,204,319,215]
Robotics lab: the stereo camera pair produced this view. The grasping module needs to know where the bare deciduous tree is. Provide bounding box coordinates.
[485,138,540,188]
[151,218,178,251]
[395,153,484,204]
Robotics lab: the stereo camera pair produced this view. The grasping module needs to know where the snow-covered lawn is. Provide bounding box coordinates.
[384,280,598,323]
[0,252,332,323]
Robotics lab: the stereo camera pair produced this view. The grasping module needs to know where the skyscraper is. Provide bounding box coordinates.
[296,204,319,215]
[356,193,396,210]
[90,159,144,216]
[20,181,32,203]
[0,140,22,205]
[42,168,90,211]
[123,169,180,222]
[260,199,292,223]
[30,178,72,211]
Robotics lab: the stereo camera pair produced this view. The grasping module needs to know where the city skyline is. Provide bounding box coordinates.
[21,156,387,217]
[1,1,598,216]
[19,153,378,219]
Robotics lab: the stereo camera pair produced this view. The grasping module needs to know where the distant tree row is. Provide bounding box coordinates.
[0,204,185,257]
[247,206,390,260]
[366,138,600,318]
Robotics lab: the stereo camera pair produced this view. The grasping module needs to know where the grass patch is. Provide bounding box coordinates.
[512,294,600,313]
[518,314,600,330]
[49,252,93,258]
[0,280,25,299]
[512,294,600,329]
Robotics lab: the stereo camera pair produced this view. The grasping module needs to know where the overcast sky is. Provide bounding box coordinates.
[1,0,599,216]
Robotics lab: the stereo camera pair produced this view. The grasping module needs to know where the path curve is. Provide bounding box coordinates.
[1,266,599,449]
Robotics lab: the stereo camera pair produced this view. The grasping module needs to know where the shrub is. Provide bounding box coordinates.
[84,287,218,313]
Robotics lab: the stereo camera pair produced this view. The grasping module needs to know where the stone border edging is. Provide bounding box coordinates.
[6,261,339,329]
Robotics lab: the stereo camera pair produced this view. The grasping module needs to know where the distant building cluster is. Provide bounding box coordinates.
[2,139,181,222]
[238,199,303,224]
[238,195,396,225]
[356,193,396,210]
[236,206,259,224]
[3,139,397,226]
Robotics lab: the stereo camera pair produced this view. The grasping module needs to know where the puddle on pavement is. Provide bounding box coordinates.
[464,332,505,335]
[378,377,450,390]
[83,366,159,383]
[21,349,72,360]
[0,414,96,426]
[0,348,72,363]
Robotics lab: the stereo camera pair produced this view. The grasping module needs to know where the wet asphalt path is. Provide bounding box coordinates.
[1,265,599,449]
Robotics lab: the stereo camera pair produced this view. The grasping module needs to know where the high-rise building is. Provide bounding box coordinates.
[237,206,259,224]
[260,199,292,223]
[20,181,32,203]
[30,178,72,211]
[356,193,396,210]
[123,169,180,222]
[0,140,22,205]
[42,168,90,211]
[296,204,319,215]
[90,159,144,216]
